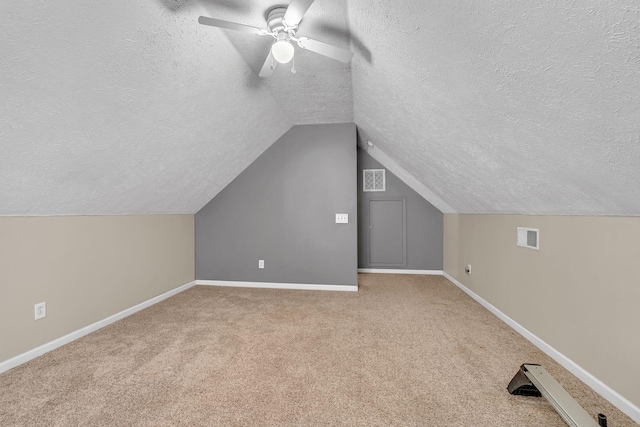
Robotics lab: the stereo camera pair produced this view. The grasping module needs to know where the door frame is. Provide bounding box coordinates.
[366,196,407,267]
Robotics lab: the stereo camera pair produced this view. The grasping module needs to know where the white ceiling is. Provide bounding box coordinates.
[2,0,639,215]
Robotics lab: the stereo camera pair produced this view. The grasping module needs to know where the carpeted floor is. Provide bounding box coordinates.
[0,274,636,426]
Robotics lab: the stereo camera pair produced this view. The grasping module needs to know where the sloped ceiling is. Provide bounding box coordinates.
[1,0,639,215]
[0,0,350,215]
[350,0,640,215]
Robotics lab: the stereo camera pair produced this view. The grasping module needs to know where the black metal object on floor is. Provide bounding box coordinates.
[508,364,604,427]
[598,413,607,427]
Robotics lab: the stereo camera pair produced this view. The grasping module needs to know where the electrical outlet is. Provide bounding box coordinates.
[465,264,472,275]
[258,260,264,269]
[35,302,46,320]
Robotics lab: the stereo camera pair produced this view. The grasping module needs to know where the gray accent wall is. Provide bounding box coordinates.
[358,148,443,270]
[196,123,358,286]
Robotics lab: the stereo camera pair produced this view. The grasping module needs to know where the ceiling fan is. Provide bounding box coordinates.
[198,0,354,77]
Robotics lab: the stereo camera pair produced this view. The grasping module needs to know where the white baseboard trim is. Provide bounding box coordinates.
[358,268,443,275]
[0,280,197,375]
[442,272,640,424]
[196,280,358,292]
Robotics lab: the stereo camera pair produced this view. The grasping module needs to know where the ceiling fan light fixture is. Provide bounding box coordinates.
[271,40,295,64]
[198,0,355,78]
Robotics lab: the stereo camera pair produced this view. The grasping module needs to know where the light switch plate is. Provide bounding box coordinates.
[335,213,348,224]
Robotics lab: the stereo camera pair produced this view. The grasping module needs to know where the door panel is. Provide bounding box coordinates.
[367,198,406,266]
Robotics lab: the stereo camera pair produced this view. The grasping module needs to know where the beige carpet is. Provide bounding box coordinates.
[0,274,636,426]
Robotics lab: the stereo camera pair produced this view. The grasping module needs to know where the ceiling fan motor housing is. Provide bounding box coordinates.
[266,7,291,33]
[197,0,354,77]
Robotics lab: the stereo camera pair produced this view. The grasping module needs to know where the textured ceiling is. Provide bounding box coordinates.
[0,0,350,215]
[2,0,639,215]
[349,0,640,215]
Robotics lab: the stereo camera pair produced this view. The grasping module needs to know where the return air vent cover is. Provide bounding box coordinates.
[363,169,385,192]
[517,227,539,250]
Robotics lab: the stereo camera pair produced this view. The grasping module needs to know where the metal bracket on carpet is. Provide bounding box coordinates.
[508,364,608,427]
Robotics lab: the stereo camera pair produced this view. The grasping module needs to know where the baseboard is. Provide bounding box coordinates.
[196,280,358,292]
[358,268,443,275]
[0,280,197,375]
[442,272,640,424]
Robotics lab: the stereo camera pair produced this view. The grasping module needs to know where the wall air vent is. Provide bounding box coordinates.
[363,169,386,192]
[517,227,539,250]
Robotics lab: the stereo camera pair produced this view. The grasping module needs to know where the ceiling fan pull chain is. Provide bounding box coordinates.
[291,56,297,74]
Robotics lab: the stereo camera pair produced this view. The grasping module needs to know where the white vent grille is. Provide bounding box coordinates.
[363,169,386,192]
[517,227,539,250]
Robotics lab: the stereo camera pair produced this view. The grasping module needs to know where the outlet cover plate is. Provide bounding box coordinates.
[335,213,349,224]
[35,302,46,320]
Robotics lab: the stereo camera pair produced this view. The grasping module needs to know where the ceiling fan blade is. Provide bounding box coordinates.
[198,16,268,36]
[296,37,354,63]
[283,0,314,27]
[259,51,277,77]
